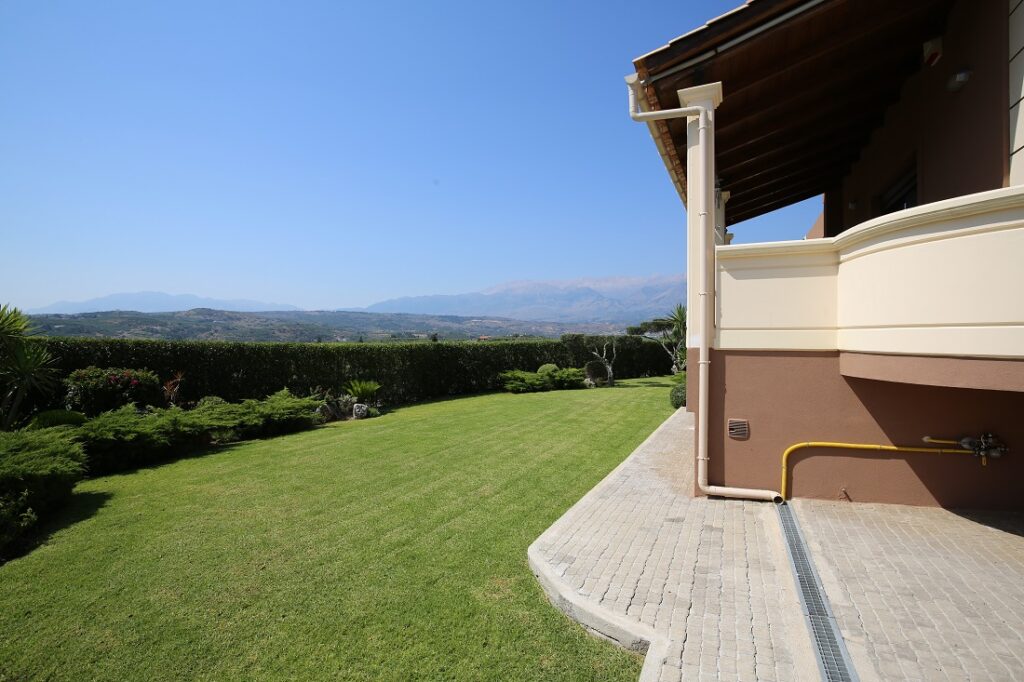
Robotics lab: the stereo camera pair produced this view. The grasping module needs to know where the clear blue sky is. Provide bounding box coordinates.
[0,0,820,310]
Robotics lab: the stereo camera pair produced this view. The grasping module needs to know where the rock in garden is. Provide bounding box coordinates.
[353,403,369,419]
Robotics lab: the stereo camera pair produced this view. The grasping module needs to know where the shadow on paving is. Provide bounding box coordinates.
[950,509,1024,538]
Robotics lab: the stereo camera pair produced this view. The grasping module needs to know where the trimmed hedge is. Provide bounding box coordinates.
[77,390,324,475]
[0,428,86,555]
[33,336,671,405]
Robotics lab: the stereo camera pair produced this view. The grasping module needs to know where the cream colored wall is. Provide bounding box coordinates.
[716,186,1024,358]
[1011,0,1024,184]
[716,248,837,350]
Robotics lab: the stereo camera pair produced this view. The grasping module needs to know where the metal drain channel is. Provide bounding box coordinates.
[776,502,859,682]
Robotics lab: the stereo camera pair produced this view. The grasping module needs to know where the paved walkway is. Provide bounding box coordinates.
[530,407,1024,682]
[794,499,1024,681]
[528,408,818,682]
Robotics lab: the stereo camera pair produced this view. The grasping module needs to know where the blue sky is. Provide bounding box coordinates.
[0,0,820,310]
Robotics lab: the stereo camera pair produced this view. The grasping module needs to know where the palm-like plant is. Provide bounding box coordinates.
[0,304,60,429]
[0,303,32,354]
[343,379,381,403]
[1,338,58,430]
[651,304,687,373]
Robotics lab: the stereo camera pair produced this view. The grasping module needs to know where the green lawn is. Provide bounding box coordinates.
[0,378,674,681]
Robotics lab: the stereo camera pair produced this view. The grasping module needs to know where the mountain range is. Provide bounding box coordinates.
[26,274,686,324]
[29,292,299,315]
[362,275,685,323]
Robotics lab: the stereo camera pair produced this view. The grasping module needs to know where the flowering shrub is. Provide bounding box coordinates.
[65,366,163,416]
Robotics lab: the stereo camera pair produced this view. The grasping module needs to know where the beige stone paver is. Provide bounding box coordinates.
[529,408,818,681]
[794,499,1024,682]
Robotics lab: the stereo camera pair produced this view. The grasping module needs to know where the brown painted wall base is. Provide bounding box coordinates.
[702,350,1024,509]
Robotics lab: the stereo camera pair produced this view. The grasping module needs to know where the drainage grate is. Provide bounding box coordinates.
[776,503,859,682]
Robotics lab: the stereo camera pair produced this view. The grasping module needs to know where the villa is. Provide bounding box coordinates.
[628,0,1024,508]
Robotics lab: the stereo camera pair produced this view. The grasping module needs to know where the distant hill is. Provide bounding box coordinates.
[363,274,686,323]
[29,292,299,314]
[27,274,686,324]
[29,309,619,342]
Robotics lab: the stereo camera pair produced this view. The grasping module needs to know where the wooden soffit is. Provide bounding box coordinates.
[633,0,954,226]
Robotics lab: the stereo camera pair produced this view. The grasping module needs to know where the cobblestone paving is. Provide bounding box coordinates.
[530,409,818,682]
[795,499,1024,682]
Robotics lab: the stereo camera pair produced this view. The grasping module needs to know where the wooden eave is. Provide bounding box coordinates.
[633,0,954,226]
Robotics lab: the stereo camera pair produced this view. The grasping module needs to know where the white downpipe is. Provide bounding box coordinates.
[628,80,781,503]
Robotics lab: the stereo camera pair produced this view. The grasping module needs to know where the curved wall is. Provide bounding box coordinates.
[716,186,1024,363]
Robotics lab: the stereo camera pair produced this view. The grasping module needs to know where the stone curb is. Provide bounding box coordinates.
[528,543,669,681]
[527,409,689,681]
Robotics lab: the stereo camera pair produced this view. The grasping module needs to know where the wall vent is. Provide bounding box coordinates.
[728,418,750,439]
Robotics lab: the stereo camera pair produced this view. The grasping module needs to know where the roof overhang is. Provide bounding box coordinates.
[632,0,954,226]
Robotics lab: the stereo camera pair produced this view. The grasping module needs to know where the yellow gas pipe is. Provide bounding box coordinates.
[780,441,977,501]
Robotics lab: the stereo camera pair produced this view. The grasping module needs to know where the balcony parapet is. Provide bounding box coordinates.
[715,186,1024,359]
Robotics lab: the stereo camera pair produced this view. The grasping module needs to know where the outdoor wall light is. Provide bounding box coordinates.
[946,68,972,92]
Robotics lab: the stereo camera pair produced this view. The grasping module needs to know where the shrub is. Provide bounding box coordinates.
[537,363,559,375]
[344,379,381,404]
[501,368,585,393]
[549,368,586,390]
[0,428,86,555]
[500,370,550,394]
[583,360,608,382]
[65,367,163,416]
[195,395,227,408]
[34,336,670,407]
[670,380,687,409]
[77,390,324,476]
[254,389,325,436]
[25,409,87,430]
[77,406,205,473]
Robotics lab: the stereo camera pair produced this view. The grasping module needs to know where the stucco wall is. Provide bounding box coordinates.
[716,186,1024,359]
[704,350,1024,508]
[833,0,1007,233]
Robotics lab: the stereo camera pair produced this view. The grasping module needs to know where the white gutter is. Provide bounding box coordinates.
[628,79,781,503]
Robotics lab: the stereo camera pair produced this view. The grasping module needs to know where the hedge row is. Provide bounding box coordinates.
[32,335,670,405]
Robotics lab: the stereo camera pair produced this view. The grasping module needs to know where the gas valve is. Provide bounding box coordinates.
[958,433,1007,466]
[923,433,1008,467]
